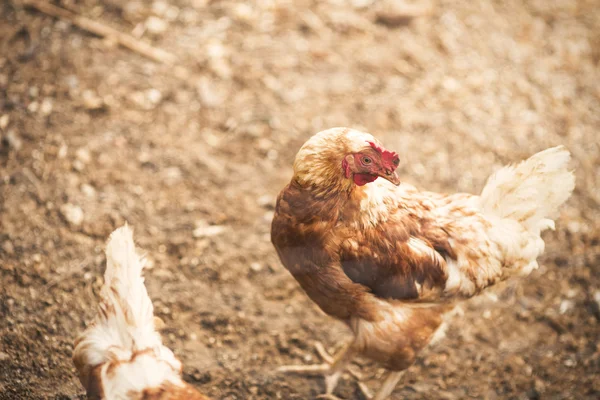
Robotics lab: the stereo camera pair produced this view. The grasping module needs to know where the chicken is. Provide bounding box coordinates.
[73,225,209,400]
[271,127,575,399]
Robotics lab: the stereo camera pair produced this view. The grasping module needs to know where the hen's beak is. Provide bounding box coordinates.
[380,169,401,185]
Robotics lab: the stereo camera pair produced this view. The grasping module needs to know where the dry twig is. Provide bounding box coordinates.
[19,0,177,64]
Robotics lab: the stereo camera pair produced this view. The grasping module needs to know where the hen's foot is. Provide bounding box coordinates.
[357,382,373,399]
[277,341,356,396]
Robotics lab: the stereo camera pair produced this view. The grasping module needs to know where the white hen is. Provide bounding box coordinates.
[73,225,209,400]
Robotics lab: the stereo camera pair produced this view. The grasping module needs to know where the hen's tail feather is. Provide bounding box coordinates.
[73,224,178,376]
[479,146,575,233]
[102,224,159,351]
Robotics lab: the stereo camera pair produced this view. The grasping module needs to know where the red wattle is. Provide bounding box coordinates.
[353,174,378,186]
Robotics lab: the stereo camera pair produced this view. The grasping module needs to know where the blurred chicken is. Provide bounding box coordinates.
[73,225,209,400]
[271,127,575,399]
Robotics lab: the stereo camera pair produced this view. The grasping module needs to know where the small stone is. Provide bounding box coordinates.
[60,203,84,226]
[73,160,85,172]
[29,86,39,98]
[592,290,600,317]
[81,184,96,197]
[138,151,151,163]
[0,114,9,130]
[27,101,39,113]
[375,1,432,27]
[76,148,91,164]
[2,241,14,255]
[352,0,375,8]
[162,166,182,186]
[65,75,79,90]
[563,358,576,367]
[262,211,274,223]
[152,1,169,16]
[267,149,278,160]
[232,3,254,22]
[144,257,155,270]
[129,89,163,110]
[559,300,574,314]
[0,352,9,361]
[193,224,226,238]
[250,262,263,272]
[257,195,274,208]
[145,16,168,35]
[2,130,22,151]
[197,77,225,107]
[58,144,68,158]
[82,90,104,110]
[209,58,232,80]
[534,378,546,394]
[593,291,600,307]
[40,98,53,116]
[123,2,144,21]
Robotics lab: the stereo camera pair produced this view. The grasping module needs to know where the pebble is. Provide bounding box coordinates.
[257,195,274,208]
[40,98,53,116]
[129,89,163,110]
[81,184,96,198]
[0,114,9,130]
[82,90,104,110]
[2,130,22,151]
[145,16,168,35]
[2,240,14,255]
[375,0,431,27]
[559,299,574,314]
[58,144,68,158]
[162,166,182,186]
[27,101,39,113]
[250,262,263,272]
[352,0,375,8]
[197,77,225,107]
[29,86,39,98]
[60,203,84,226]
[0,352,9,361]
[193,224,226,238]
[152,1,169,16]
[76,148,91,164]
[593,291,600,312]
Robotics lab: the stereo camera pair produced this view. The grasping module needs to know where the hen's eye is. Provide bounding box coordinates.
[362,157,372,164]
[393,159,399,166]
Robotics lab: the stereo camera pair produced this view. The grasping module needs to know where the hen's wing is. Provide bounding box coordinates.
[338,187,497,303]
[341,143,574,304]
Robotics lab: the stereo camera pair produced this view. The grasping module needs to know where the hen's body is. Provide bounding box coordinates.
[271,127,575,398]
[73,226,209,400]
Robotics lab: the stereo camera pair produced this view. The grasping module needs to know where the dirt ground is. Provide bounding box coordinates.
[1,0,599,399]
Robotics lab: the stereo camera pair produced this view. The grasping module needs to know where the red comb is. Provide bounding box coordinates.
[368,141,399,169]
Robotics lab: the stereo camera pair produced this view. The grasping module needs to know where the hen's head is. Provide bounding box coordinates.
[293,127,400,192]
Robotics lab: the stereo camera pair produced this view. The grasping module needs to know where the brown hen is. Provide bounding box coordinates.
[271,127,574,399]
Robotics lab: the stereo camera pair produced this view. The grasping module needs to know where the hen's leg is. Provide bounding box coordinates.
[371,371,405,400]
[278,341,358,396]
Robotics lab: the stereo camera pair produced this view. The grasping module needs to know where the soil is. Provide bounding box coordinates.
[1,0,599,399]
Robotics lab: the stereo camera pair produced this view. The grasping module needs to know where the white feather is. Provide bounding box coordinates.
[479,146,575,234]
[73,225,183,397]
